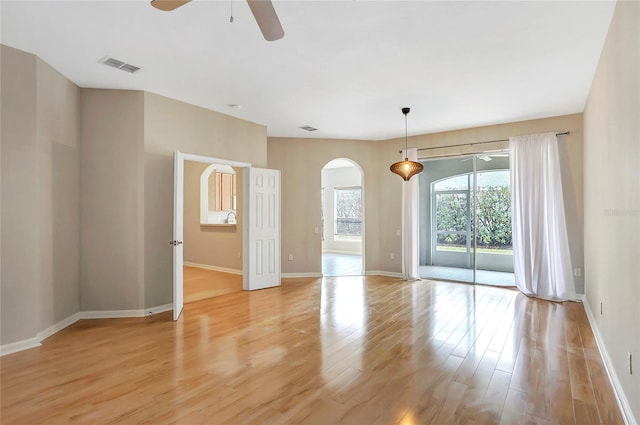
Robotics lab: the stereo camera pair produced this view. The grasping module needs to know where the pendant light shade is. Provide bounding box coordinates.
[390,107,423,181]
[390,159,424,181]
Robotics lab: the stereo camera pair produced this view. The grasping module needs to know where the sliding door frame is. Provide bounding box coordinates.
[420,150,513,287]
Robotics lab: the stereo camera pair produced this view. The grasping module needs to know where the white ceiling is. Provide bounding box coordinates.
[0,0,616,141]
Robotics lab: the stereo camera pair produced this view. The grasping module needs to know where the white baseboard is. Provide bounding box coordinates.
[1,312,85,356]
[365,270,404,278]
[1,303,174,357]
[583,296,637,425]
[183,261,242,275]
[0,337,42,356]
[281,272,323,278]
[37,312,83,342]
[145,303,173,315]
[80,303,173,319]
[80,310,147,319]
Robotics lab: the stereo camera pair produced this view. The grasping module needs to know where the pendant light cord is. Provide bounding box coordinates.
[404,111,408,158]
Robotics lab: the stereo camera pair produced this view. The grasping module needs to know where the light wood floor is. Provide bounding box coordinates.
[1,276,624,424]
[183,266,242,304]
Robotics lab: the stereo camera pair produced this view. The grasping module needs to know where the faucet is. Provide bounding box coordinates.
[226,211,237,224]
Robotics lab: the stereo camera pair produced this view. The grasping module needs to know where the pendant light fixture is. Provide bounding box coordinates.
[390,107,424,181]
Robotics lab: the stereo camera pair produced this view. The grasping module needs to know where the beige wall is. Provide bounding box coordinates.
[75,89,268,311]
[143,92,266,307]
[1,50,267,344]
[1,45,40,344]
[270,113,584,285]
[36,54,80,329]
[183,161,243,271]
[1,53,268,336]
[80,89,145,311]
[1,45,80,345]
[268,138,381,275]
[583,0,639,421]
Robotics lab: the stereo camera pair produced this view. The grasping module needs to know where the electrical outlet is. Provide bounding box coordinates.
[629,352,633,375]
[314,227,319,234]
[237,252,241,259]
[288,254,294,261]
[396,229,401,236]
[573,267,582,277]
[390,252,395,260]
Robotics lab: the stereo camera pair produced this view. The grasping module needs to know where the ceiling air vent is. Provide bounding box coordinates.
[100,56,141,74]
[299,125,318,132]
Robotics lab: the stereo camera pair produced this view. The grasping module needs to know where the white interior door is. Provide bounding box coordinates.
[172,151,184,320]
[243,167,281,290]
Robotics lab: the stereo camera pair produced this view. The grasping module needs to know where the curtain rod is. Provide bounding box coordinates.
[418,148,507,161]
[400,131,570,154]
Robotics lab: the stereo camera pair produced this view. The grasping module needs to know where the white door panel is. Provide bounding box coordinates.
[173,151,184,320]
[244,167,281,290]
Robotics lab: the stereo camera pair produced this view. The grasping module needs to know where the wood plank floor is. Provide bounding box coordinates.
[322,253,363,276]
[1,276,624,424]
[183,266,242,304]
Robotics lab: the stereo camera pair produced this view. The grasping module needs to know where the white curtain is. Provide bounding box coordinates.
[402,148,421,281]
[510,133,576,301]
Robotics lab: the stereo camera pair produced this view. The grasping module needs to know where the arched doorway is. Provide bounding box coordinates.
[321,158,364,276]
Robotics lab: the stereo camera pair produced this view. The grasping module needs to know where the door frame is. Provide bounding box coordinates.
[421,152,513,285]
[320,158,366,276]
[173,152,252,320]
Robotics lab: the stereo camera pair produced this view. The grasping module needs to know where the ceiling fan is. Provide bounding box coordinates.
[150,0,284,41]
[461,153,509,162]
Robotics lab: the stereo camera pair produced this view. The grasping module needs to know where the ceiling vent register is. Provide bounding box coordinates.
[100,56,140,74]
[299,126,318,132]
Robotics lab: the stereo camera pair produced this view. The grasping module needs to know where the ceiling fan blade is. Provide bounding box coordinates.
[246,0,284,41]
[150,0,191,12]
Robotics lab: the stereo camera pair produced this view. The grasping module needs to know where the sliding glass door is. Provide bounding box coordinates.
[474,168,514,285]
[418,153,515,287]
[429,157,475,283]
